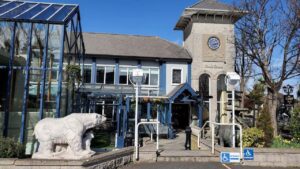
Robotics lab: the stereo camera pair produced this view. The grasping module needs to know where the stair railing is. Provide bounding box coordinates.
[198,121,243,160]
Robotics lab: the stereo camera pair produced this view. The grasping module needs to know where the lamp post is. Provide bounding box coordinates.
[130,69,144,161]
[225,72,240,148]
[283,85,294,96]
[282,84,294,110]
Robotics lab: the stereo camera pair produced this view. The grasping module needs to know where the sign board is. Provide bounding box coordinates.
[132,69,143,77]
[243,148,254,160]
[220,152,240,163]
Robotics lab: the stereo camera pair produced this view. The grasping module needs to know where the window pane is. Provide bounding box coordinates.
[96,66,104,84]
[150,68,158,86]
[84,65,91,83]
[172,69,181,84]
[105,67,114,84]
[142,68,149,85]
[119,68,127,84]
[31,23,46,69]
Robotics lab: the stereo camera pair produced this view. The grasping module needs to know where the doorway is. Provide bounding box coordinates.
[172,104,190,130]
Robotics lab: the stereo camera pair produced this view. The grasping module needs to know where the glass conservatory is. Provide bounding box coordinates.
[0,1,85,153]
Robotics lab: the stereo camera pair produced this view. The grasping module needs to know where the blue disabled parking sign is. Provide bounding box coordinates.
[220,152,240,163]
[243,148,254,160]
[220,152,230,163]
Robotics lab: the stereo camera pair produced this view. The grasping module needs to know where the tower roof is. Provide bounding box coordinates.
[190,0,234,11]
[175,0,246,30]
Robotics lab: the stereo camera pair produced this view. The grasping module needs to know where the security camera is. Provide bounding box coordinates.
[225,72,240,86]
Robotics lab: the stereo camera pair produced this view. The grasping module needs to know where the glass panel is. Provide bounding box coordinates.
[30,23,46,68]
[105,66,114,84]
[0,68,8,133]
[96,66,104,84]
[33,4,62,21]
[0,1,23,15]
[43,24,63,118]
[1,3,37,18]
[16,4,49,20]
[142,68,149,85]
[7,22,31,140]
[84,65,91,83]
[25,23,46,151]
[49,5,76,22]
[172,69,181,84]
[150,68,158,86]
[119,67,127,84]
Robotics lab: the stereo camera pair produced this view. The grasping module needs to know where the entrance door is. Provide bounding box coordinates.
[172,104,190,130]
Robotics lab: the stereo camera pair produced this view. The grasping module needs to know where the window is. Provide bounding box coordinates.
[105,66,114,84]
[172,69,182,84]
[84,65,92,83]
[142,67,159,86]
[119,67,128,84]
[95,65,115,84]
[150,68,159,86]
[96,66,104,83]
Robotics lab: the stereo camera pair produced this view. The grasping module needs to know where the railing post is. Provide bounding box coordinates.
[211,123,214,154]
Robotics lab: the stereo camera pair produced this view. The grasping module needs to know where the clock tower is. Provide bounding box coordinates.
[175,0,245,123]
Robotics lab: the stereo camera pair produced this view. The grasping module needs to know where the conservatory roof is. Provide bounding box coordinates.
[0,0,78,24]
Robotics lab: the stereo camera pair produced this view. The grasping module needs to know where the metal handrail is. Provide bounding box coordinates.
[198,121,243,160]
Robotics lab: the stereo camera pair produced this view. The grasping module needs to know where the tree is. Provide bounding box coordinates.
[234,0,300,136]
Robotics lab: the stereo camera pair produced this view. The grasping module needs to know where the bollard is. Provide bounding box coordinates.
[185,126,192,150]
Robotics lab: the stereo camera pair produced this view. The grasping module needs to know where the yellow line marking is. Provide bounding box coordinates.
[222,164,232,169]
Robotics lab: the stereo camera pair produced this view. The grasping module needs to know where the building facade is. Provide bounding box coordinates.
[0,0,244,150]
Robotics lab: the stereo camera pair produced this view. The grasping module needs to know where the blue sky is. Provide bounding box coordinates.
[30,0,299,96]
[31,0,232,43]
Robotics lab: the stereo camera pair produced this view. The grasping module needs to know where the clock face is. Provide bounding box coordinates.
[207,37,220,50]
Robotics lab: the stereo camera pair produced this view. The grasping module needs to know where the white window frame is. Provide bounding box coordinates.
[83,64,92,83]
[171,68,183,85]
[141,66,160,87]
[119,66,137,85]
[95,64,115,84]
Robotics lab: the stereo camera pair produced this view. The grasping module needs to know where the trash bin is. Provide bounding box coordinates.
[185,126,192,150]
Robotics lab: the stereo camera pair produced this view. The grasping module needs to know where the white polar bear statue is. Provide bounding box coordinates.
[32,113,106,160]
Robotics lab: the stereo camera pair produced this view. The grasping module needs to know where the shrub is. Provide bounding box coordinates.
[290,107,300,143]
[257,105,274,147]
[272,136,300,148]
[0,137,25,158]
[242,127,265,147]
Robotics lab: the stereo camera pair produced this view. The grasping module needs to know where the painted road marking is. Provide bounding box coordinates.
[222,164,232,169]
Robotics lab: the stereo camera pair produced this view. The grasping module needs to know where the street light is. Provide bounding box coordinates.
[225,72,240,148]
[283,84,294,95]
[130,69,144,161]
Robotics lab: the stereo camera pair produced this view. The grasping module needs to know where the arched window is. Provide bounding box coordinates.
[217,74,227,122]
[199,74,210,123]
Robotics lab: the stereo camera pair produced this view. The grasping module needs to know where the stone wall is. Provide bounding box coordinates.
[0,147,134,169]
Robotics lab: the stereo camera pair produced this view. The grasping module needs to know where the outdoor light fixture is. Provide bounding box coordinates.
[283,84,293,95]
[225,72,240,148]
